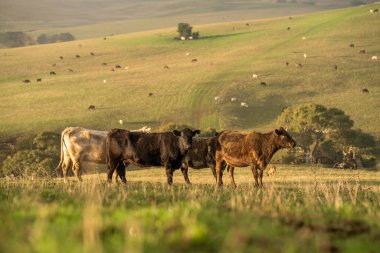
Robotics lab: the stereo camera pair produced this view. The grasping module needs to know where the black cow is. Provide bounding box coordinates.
[36,78,42,82]
[180,134,227,185]
[362,88,369,93]
[106,128,200,185]
[23,79,31,84]
[88,105,96,110]
[50,71,56,75]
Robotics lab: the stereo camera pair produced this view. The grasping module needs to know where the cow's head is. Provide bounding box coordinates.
[274,127,297,148]
[173,128,201,150]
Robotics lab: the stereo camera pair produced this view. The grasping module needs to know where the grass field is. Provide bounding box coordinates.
[0,0,361,39]
[1,3,380,141]
[1,166,379,253]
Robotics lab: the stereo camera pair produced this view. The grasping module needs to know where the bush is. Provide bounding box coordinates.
[37,32,75,44]
[0,132,60,178]
[0,31,34,48]
[158,122,194,132]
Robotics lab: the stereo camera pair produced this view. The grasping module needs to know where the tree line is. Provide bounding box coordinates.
[0,32,75,48]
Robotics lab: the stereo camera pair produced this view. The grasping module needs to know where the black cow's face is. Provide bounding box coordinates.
[173,128,201,150]
[275,127,297,148]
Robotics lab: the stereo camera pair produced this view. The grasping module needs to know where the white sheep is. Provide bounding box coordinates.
[231,97,237,102]
[252,73,258,79]
[103,79,107,84]
[302,36,306,40]
[180,36,186,41]
[303,53,307,59]
[119,120,123,125]
[240,102,248,108]
[371,56,378,61]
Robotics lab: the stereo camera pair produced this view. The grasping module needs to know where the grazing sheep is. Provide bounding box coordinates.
[192,58,198,62]
[359,50,366,54]
[164,65,170,69]
[185,52,190,56]
[23,79,31,84]
[119,120,123,125]
[370,9,374,13]
[302,36,306,40]
[180,36,186,41]
[36,78,42,82]
[303,53,307,59]
[50,71,56,75]
[260,82,267,86]
[240,102,248,108]
[115,65,122,69]
[148,93,153,96]
[266,165,277,176]
[88,105,96,110]
[75,55,80,58]
[252,73,258,79]
[214,96,220,102]
[371,56,378,61]
[350,43,355,48]
[231,97,237,102]
[362,88,369,93]
[103,80,107,84]
[188,36,193,40]
[124,66,130,70]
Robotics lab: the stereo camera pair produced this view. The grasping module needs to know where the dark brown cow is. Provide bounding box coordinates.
[180,134,226,185]
[106,128,200,185]
[214,127,296,187]
[88,105,96,110]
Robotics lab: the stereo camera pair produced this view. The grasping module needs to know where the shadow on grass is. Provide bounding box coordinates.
[198,32,252,40]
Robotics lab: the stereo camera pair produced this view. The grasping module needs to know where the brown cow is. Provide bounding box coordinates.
[214,127,296,187]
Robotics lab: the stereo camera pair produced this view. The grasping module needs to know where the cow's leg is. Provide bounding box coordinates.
[62,156,72,183]
[215,154,224,188]
[165,166,174,186]
[251,164,259,187]
[73,160,83,182]
[107,159,118,183]
[180,163,191,185]
[116,162,127,184]
[258,160,267,187]
[210,164,217,182]
[228,166,237,188]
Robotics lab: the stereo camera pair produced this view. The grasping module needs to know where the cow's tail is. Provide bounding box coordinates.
[55,128,68,177]
[105,131,110,170]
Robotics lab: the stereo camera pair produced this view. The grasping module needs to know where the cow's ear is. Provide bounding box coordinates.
[173,130,181,136]
[214,131,219,136]
[193,130,201,136]
[275,129,283,136]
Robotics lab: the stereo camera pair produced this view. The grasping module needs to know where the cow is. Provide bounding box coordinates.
[180,133,227,185]
[164,65,170,69]
[191,59,198,62]
[50,71,56,75]
[106,128,200,185]
[23,79,31,84]
[56,126,151,182]
[350,43,355,48]
[90,52,95,56]
[260,81,267,86]
[214,127,296,188]
[88,105,96,110]
[36,78,42,82]
[115,65,122,69]
[59,56,64,59]
[76,55,80,58]
[362,88,369,93]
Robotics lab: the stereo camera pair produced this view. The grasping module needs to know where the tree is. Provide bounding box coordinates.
[1,132,60,178]
[177,23,193,39]
[276,103,376,167]
[37,33,48,44]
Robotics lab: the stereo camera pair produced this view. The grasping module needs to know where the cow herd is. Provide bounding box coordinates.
[56,126,296,187]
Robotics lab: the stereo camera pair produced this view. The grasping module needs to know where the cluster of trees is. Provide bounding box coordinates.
[0,31,75,48]
[0,132,60,178]
[36,33,75,44]
[275,103,377,167]
[177,23,200,40]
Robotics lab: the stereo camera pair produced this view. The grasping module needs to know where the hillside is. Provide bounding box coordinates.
[0,0,377,40]
[0,3,379,140]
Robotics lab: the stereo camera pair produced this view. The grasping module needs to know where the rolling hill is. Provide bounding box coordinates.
[0,3,379,141]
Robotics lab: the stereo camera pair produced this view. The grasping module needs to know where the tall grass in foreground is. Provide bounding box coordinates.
[0,167,379,253]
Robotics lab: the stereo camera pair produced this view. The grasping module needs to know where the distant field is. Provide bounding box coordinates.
[0,4,380,141]
[0,0,363,40]
[1,166,379,253]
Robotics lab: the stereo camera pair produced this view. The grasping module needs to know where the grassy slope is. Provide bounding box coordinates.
[0,4,379,138]
[1,166,380,253]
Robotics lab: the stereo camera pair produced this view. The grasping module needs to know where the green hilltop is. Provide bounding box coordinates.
[0,3,379,139]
